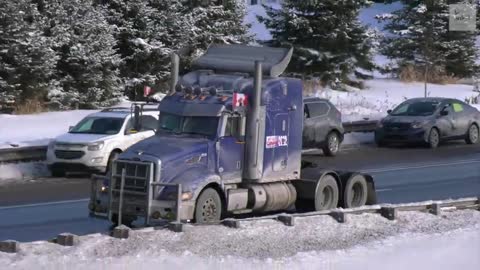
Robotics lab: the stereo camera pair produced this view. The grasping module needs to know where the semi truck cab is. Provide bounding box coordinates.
[89,45,376,225]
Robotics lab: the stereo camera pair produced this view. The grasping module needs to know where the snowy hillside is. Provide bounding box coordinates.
[1,210,479,270]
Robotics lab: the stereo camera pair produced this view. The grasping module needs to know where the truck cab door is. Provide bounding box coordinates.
[217,115,244,182]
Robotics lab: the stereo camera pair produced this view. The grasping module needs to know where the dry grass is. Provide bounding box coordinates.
[303,80,325,96]
[399,64,459,85]
[14,99,47,114]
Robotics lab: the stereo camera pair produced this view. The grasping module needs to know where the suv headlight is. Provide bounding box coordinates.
[88,141,104,151]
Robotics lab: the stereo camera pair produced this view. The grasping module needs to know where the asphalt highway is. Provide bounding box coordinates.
[1,141,479,242]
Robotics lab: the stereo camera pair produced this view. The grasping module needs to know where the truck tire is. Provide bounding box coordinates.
[314,175,339,211]
[342,174,368,208]
[195,188,222,224]
[110,213,135,227]
[322,131,340,156]
[466,124,479,144]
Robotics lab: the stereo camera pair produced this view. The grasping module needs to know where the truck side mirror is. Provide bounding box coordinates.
[440,110,449,116]
[387,110,392,115]
[68,126,74,131]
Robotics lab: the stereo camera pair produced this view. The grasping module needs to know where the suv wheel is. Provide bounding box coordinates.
[323,131,340,156]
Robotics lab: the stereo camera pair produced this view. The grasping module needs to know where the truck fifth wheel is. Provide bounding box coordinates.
[88,44,377,226]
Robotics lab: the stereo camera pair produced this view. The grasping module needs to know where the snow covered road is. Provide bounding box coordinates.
[1,210,479,270]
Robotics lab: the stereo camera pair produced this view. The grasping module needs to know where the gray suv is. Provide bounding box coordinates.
[303,98,345,156]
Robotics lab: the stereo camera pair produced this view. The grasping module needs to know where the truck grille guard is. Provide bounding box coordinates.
[89,159,182,226]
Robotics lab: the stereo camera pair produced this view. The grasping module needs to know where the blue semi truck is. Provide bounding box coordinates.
[89,45,377,225]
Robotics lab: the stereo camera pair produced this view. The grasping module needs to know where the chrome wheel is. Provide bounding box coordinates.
[467,125,479,144]
[428,128,440,148]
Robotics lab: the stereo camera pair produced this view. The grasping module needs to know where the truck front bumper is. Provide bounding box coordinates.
[89,173,195,225]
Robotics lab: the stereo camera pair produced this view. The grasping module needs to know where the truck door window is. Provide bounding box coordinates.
[225,116,240,137]
[140,115,158,131]
[306,102,329,118]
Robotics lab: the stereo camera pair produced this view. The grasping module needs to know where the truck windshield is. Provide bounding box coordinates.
[69,117,124,135]
[158,113,218,137]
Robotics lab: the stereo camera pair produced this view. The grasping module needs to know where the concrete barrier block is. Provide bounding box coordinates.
[330,211,347,223]
[277,214,295,226]
[0,240,20,253]
[430,203,442,216]
[381,207,398,221]
[168,222,186,233]
[222,219,241,229]
[57,233,79,246]
[112,225,131,239]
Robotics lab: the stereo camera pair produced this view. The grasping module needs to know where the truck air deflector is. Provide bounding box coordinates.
[192,44,293,77]
[159,101,225,117]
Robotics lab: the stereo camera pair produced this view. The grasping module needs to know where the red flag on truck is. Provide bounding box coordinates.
[233,93,248,109]
[143,86,152,97]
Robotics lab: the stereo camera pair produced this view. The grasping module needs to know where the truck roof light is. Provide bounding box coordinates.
[194,87,202,96]
[175,84,183,92]
[209,87,217,96]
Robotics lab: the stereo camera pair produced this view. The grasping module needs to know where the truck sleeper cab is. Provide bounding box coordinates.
[89,45,376,226]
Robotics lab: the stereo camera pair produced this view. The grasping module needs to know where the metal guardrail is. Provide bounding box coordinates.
[0,146,48,163]
[0,120,378,164]
[343,120,378,133]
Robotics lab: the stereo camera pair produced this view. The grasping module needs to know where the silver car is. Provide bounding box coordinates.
[303,98,345,156]
[375,98,480,148]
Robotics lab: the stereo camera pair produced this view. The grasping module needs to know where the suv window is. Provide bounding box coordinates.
[306,102,330,118]
[125,115,158,133]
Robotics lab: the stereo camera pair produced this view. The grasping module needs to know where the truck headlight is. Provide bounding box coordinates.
[88,141,104,151]
[181,192,193,201]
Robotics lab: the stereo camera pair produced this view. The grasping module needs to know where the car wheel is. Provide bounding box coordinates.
[428,128,440,149]
[106,151,120,174]
[322,131,340,156]
[466,124,479,145]
[375,136,386,147]
[195,188,222,224]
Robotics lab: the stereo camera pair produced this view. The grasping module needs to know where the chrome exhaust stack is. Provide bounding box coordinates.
[243,61,266,181]
[170,53,180,94]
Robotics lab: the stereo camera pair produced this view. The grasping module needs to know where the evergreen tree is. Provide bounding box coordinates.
[187,0,252,54]
[44,0,122,109]
[260,0,374,86]
[0,0,58,105]
[98,0,191,99]
[380,0,479,80]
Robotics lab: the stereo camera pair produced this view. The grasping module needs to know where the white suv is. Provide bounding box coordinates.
[47,106,159,176]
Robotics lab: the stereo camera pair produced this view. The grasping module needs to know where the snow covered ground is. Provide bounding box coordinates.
[1,210,479,270]
[0,110,94,149]
[0,162,50,184]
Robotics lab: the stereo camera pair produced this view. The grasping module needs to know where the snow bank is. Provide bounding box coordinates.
[0,162,50,183]
[322,79,479,122]
[1,210,478,269]
[0,110,93,148]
